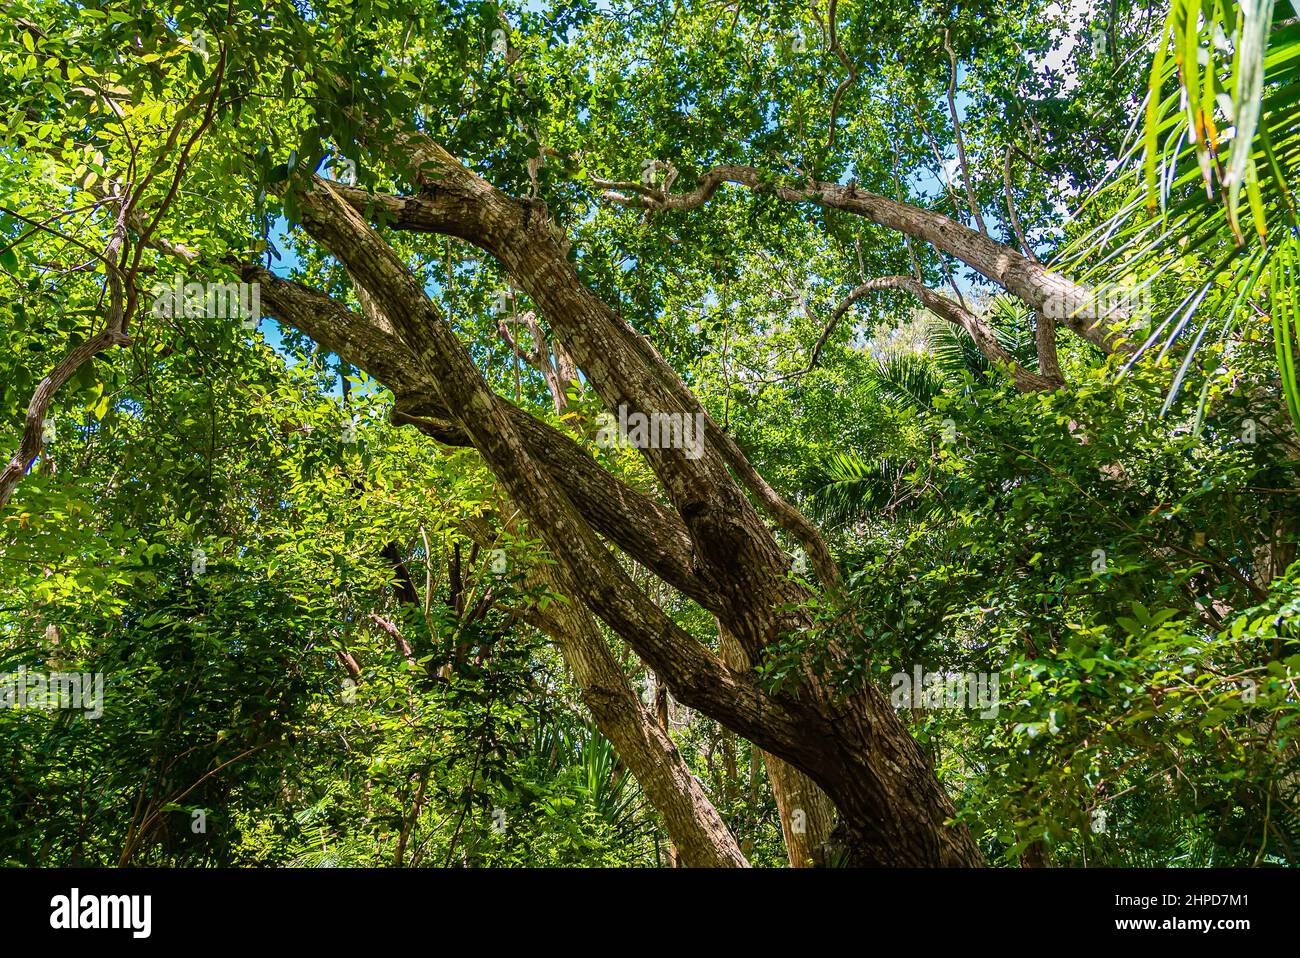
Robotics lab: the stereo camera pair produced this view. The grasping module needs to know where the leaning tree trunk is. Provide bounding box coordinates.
[719,626,836,867]
[345,278,750,868]
[511,551,748,867]
[279,164,983,865]
[97,105,994,865]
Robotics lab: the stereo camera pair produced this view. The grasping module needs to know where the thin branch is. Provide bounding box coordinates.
[944,28,987,236]
[825,0,859,151]
[0,185,134,509]
[1003,142,1037,263]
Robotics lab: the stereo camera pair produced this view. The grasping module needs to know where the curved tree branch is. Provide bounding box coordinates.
[591,164,1133,354]
[799,275,1062,391]
[824,0,859,152]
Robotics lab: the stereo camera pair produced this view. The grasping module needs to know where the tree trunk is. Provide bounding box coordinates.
[285,168,982,865]
[654,674,682,868]
[718,626,836,867]
[515,562,748,867]
[113,114,988,866]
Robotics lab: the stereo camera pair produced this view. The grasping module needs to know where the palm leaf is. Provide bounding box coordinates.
[1063,1,1300,426]
[867,348,948,409]
[812,451,913,525]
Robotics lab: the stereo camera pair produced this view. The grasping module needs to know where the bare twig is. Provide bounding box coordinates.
[944,28,987,235]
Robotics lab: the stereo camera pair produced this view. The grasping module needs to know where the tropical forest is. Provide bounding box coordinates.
[1,0,1299,872]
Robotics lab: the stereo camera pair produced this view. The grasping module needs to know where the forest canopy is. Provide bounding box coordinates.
[1,0,1299,868]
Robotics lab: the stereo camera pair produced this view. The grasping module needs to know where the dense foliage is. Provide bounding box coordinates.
[1,0,1297,866]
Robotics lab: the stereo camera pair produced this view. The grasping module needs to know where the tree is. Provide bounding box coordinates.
[4,0,1295,867]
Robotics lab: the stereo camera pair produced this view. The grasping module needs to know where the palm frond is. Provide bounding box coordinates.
[926,315,989,378]
[812,451,914,525]
[984,296,1040,368]
[1062,1,1300,422]
[867,347,948,409]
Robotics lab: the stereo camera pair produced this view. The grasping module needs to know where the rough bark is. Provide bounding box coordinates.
[498,534,749,868]
[245,267,713,609]
[288,171,982,865]
[93,126,986,865]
